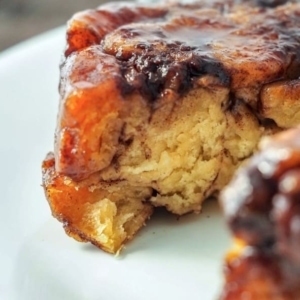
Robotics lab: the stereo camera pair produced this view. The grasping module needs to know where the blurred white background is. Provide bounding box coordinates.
[0,0,111,51]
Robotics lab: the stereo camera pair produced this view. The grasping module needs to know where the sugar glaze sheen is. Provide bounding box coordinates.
[64,0,300,103]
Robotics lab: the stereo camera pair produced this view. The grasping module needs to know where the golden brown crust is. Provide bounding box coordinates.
[42,153,153,253]
[56,51,125,180]
[260,80,300,128]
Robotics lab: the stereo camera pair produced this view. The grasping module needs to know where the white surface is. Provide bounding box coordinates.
[0,28,231,300]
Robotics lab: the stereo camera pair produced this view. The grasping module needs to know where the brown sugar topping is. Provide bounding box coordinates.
[63,1,300,102]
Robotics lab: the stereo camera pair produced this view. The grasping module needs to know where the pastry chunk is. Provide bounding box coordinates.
[42,0,300,253]
[220,126,300,299]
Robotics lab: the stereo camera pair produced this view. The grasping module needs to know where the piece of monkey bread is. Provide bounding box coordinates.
[42,0,300,253]
[220,126,300,299]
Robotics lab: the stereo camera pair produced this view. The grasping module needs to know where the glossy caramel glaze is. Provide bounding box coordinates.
[64,0,300,101]
[56,0,300,179]
[220,126,300,299]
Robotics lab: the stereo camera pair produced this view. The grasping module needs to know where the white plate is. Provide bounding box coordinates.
[0,28,231,300]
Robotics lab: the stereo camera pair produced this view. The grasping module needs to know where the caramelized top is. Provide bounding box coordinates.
[63,0,300,101]
[56,0,300,179]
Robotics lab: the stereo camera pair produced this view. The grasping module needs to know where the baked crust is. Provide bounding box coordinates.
[43,0,300,253]
[43,153,153,253]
